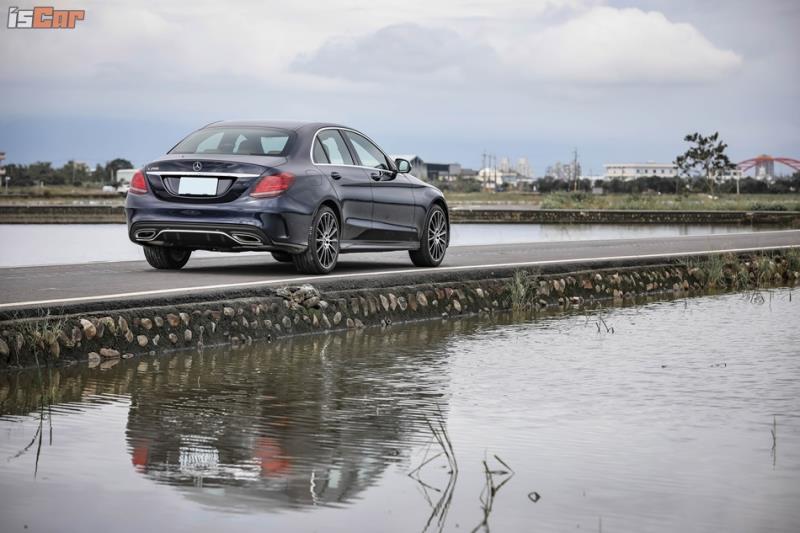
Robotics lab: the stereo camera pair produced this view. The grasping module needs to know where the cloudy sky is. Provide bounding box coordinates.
[0,0,797,175]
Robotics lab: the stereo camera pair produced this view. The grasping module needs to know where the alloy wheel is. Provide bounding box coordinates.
[315,211,339,269]
[427,209,447,262]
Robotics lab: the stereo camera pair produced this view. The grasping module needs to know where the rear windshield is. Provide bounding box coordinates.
[170,127,293,156]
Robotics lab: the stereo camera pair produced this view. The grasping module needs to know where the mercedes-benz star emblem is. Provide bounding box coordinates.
[193,161,203,172]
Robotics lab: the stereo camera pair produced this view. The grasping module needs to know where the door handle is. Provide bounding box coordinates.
[370,172,382,181]
[330,171,342,180]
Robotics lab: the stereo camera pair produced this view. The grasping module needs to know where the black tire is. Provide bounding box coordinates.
[271,251,293,263]
[143,246,191,270]
[292,206,339,274]
[409,204,448,267]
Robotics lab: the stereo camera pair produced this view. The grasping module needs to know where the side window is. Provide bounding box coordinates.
[313,138,329,164]
[316,130,354,165]
[344,131,389,170]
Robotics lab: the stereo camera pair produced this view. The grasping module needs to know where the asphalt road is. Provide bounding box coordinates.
[1,230,798,310]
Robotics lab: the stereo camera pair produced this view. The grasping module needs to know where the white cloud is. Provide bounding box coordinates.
[292,23,499,82]
[510,7,743,83]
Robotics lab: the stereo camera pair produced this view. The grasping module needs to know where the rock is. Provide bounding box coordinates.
[367,297,377,314]
[222,307,234,318]
[166,313,180,327]
[122,353,134,359]
[321,313,331,328]
[179,312,190,326]
[125,330,134,343]
[333,312,342,325]
[140,318,153,330]
[152,334,160,346]
[475,288,485,298]
[388,293,397,310]
[154,316,164,328]
[282,316,292,329]
[87,352,101,365]
[241,317,249,328]
[263,320,272,330]
[312,314,319,328]
[398,296,408,311]
[99,347,120,359]
[0,338,9,357]
[80,318,97,339]
[350,298,360,314]
[58,330,75,348]
[136,335,149,347]
[71,325,82,344]
[346,318,355,329]
[168,333,178,344]
[100,316,116,334]
[303,296,320,308]
[118,316,129,334]
[354,319,365,329]
[319,300,328,310]
[184,329,192,342]
[95,320,105,339]
[452,299,462,312]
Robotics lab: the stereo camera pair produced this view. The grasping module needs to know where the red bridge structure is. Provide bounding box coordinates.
[737,155,800,177]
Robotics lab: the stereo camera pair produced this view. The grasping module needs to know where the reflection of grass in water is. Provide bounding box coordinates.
[471,455,515,533]
[409,406,458,533]
[7,352,54,477]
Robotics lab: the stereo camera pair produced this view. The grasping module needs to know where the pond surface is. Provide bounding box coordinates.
[0,223,772,267]
[1,291,798,532]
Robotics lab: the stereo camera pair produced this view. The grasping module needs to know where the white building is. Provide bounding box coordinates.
[604,162,678,180]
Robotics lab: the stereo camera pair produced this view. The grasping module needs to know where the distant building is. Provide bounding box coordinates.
[390,155,461,181]
[546,161,581,181]
[478,167,534,189]
[711,168,744,182]
[604,162,678,181]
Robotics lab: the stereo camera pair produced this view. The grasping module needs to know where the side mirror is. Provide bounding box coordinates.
[395,158,412,173]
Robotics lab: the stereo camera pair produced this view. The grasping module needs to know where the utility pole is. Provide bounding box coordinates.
[572,148,579,192]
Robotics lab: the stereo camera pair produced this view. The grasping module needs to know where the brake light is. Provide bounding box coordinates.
[251,172,295,198]
[129,169,148,194]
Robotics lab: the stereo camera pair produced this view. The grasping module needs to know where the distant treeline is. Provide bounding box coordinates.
[2,159,134,186]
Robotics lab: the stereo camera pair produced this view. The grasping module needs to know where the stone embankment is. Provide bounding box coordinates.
[1,251,798,369]
[450,207,800,226]
[1,204,799,226]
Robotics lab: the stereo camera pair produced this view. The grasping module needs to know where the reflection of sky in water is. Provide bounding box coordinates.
[0,223,773,267]
[0,292,798,532]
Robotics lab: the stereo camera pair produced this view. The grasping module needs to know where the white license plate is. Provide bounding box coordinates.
[179,177,218,195]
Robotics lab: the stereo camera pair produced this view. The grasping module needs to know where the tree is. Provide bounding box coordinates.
[674,132,735,194]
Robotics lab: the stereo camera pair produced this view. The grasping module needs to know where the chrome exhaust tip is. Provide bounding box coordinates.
[230,232,262,245]
[134,229,157,241]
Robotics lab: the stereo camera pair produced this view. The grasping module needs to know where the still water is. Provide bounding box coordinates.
[0,223,770,267]
[1,291,798,532]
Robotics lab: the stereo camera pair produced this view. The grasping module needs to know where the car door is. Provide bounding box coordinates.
[342,130,417,244]
[313,129,373,243]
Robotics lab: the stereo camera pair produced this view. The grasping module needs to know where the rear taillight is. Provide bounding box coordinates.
[129,169,148,194]
[250,172,295,198]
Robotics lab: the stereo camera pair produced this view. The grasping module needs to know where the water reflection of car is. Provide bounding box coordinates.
[124,328,453,512]
[124,121,450,274]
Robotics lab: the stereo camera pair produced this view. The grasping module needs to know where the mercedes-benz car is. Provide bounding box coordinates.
[125,121,450,274]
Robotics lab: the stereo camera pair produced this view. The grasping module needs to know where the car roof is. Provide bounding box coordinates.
[204,120,345,132]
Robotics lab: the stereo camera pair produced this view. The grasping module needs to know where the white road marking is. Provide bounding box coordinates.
[1,243,798,309]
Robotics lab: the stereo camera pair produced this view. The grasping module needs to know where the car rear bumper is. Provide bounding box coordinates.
[126,205,311,254]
